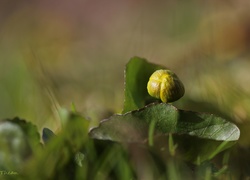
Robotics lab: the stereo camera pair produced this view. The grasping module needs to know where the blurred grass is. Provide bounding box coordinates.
[1,1,250,178]
[1,0,250,135]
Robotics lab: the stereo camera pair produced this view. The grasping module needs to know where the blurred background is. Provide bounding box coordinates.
[1,0,250,146]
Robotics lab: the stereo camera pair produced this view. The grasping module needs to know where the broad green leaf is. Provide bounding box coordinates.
[123,57,165,113]
[90,103,240,163]
[91,103,239,142]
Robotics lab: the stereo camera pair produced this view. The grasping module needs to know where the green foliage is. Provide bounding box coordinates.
[42,127,56,144]
[0,118,40,172]
[92,103,239,141]
[123,56,165,113]
[0,57,242,179]
[90,103,239,163]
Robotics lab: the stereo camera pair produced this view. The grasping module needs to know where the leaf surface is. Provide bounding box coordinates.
[123,57,165,113]
[90,103,240,162]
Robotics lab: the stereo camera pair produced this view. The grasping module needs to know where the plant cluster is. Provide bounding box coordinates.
[0,57,240,180]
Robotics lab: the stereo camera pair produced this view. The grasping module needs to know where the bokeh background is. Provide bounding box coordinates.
[1,0,250,147]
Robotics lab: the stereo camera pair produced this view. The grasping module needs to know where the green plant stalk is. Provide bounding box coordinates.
[169,133,178,156]
[148,120,156,147]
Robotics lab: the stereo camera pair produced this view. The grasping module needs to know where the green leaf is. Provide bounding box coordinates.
[123,57,165,113]
[2,117,41,150]
[90,103,240,163]
[0,117,41,170]
[91,103,239,142]
[42,128,56,144]
[74,152,85,167]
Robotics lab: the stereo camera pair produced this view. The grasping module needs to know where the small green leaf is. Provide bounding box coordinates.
[74,152,85,167]
[123,57,165,113]
[42,128,56,144]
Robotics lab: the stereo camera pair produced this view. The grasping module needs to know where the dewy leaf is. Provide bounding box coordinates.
[90,103,240,143]
[123,57,165,113]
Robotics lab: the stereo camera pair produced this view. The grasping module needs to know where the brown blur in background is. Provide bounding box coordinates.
[1,0,250,146]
